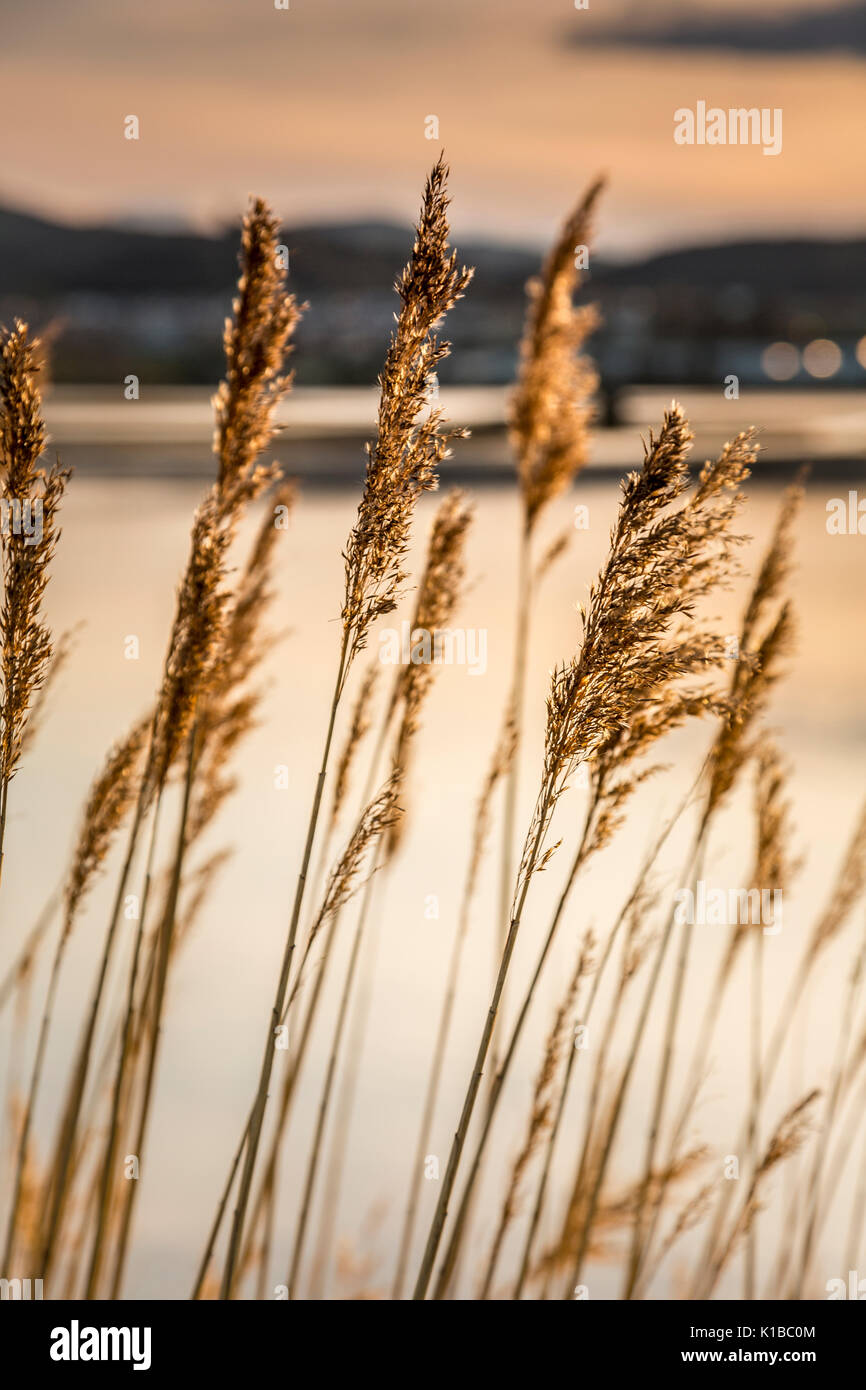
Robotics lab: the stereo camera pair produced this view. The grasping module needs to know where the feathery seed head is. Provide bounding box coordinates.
[516,406,752,899]
[63,718,149,934]
[341,157,472,670]
[0,321,70,787]
[213,200,302,520]
[510,180,604,530]
[386,490,473,856]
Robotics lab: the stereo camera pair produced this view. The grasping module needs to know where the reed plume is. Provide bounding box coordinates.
[217,158,470,1298]
[702,1091,819,1298]
[328,664,379,838]
[307,495,474,1296]
[20,624,79,760]
[285,491,472,1295]
[693,798,866,1297]
[98,484,296,1300]
[416,407,751,1299]
[42,198,300,1284]
[0,321,69,889]
[387,489,472,854]
[623,484,802,1298]
[496,179,602,1079]
[509,180,603,530]
[341,157,472,672]
[699,481,802,834]
[1,719,146,1271]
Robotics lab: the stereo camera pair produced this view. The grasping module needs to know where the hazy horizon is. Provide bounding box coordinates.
[2,0,865,256]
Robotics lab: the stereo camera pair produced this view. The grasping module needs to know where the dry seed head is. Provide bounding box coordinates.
[731,1091,821,1255]
[147,492,230,798]
[213,200,302,520]
[703,481,803,820]
[533,529,571,587]
[516,406,752,900]
[752,738,798,895]
[296,776,402,987]
[341,157,472,669]
[622,881,659,982]
[189,483,295,843]
[20,624,81,759]
[461,712,518,909]
[386,490,473,855]
[63,717,150,935]
[510,180,604,530]
[807,800,866,962]
[0,322,46,486]
[330,662,380,835]
[144,199,300,804]
[0,322,70,786]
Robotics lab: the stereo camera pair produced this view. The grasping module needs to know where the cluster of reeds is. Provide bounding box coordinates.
[1,158,864,1303]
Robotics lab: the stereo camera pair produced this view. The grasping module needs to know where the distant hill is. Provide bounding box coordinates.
[0,205,533,300]
[1,203,864,386]
[2,202,864,298]
[571,0,866,56]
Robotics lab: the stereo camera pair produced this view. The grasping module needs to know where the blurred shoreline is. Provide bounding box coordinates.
[43,385,866,484]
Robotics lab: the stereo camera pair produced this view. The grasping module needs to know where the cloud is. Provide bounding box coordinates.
[572,0,866,57]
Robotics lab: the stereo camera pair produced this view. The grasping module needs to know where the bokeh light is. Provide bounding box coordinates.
[762,341,800,381]
[802,338,842,378]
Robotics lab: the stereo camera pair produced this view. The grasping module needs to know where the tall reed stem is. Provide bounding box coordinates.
[430,801,594,1298]
[286,870,369,1296]
[219,638,348,1298]
[563,833,703,1296]
[494,526,531,1069]
[513,793,690,1298]
[392,859,477,1296]
[412,782,554,1299]
[744,924,763,1299]
[40,784,150,1279]
[2,923,68,1269]
[621,836,707,1296]
[83,791,164,1297]
[789,933,865,1297]
[109,724,199,1296]
[308,875,384,1297]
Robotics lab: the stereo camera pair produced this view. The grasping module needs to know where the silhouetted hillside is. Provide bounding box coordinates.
[2,203,864,387]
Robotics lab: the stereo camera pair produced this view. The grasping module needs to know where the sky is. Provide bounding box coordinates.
[1,0,865,255]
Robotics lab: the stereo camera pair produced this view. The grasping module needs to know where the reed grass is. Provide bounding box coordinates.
[0,323,69,894]
[0,162,861,1308]
[217,158,470,1298]
[2,720,146,1272]
[496,181,602,1073]
[415,408,752,1298]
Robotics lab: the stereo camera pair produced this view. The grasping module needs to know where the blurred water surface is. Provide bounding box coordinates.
[1,458,864,1299]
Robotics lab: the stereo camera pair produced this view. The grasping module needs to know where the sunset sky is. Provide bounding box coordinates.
[2,0,864,254]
